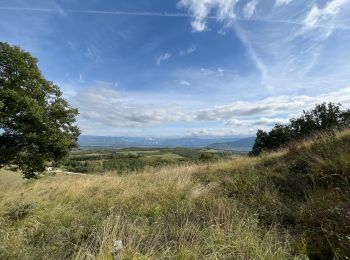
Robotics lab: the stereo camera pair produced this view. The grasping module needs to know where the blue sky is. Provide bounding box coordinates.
[1,0,350,137]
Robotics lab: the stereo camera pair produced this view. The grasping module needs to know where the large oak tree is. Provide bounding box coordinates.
[0,42,80,178]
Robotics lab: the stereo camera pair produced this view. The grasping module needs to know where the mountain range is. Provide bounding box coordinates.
[206,137,256,151]
[78,135,255,151]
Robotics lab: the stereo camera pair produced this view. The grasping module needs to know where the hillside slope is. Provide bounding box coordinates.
[1,130,350,259]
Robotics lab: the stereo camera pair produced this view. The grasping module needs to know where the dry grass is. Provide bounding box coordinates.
[0,161,294,259]
[1,129,350,259]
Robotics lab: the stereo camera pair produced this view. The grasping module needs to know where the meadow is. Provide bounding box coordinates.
[60,148,240,174]
[0,130,350,259]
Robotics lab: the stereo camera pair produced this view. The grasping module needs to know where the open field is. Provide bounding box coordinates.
[1,130,350,259]
[61,148,240,175]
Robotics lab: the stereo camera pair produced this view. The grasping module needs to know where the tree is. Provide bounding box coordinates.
[251,103,350,155]
[341,109,350,126]
[251,129,268,155]
[266,124,292,150]
[0,42,80,178]
[290,103,343,138]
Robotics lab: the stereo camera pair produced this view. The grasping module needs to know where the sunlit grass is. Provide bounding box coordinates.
[1,129,350,259]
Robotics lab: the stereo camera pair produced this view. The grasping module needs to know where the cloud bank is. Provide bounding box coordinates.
[71,81,350,135]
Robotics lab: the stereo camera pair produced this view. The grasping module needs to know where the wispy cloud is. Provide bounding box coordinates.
[176,0,350,94]
[175,0,350,31]
[155,52,172,65]
[232,23,270,92]
[0,6,194,18]
[78,74,84,83]
[274,0,293,7]
[226,117,290,130]
[177,0,239,32]
[244,0,258,19]
[304,0,349,27]
[84,42,103,63]
[303,0,350,34]
[179,80,191,86]
[154,45,196,66]
[1,5,348,31]
[179,45,197,55]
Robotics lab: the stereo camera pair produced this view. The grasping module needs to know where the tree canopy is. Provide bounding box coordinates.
[251,103,350,155]
[0,42,80,178]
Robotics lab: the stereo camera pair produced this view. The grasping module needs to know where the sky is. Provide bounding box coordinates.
[1,0,350,137]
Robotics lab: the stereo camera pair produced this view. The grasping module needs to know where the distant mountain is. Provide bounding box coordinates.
[78,135,244,148]
[207,137,256,151]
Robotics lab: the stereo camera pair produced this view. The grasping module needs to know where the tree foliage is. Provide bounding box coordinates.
[0,42,80,178]
[251,103,350,155]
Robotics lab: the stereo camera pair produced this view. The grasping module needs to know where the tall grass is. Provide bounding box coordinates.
[1,129,350,259]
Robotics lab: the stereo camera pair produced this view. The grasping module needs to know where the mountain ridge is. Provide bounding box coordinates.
[207,137,255,151]
[78,135,253,148]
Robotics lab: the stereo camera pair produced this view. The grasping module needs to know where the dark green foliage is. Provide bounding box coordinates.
[251,125,292,155]
[0,42,80,178]
[290,102,345,138]
[266,124,292,149]
[251,103,350,155]
[251,129,268,155]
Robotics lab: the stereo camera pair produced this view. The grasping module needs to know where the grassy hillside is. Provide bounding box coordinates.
[1,130,350,259]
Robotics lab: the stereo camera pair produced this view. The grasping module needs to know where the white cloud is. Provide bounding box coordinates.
[179,45,197,55]
[304,0,349,29]
[179,80,191,86]
[191,19,208,32]
[177,0,239,32]
[232,24,271,91]
[196,87,350,120]
[274,0,293,7]
[217,28,227,35]
[71,83,192,130]
[244,0,257,18]
[200,67,216,75]
[221,117,291,135]
[191,86,350,135]
[155,52,172,65]
[226,117,290,127]
[188,127,239,136]
[84,42,103,63]
[69,82,350,136]
[177,0,350,95]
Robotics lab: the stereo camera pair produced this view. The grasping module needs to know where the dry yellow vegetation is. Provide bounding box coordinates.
[1,130,350,259]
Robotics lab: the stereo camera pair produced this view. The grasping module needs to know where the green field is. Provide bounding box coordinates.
[61,148,241,174]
